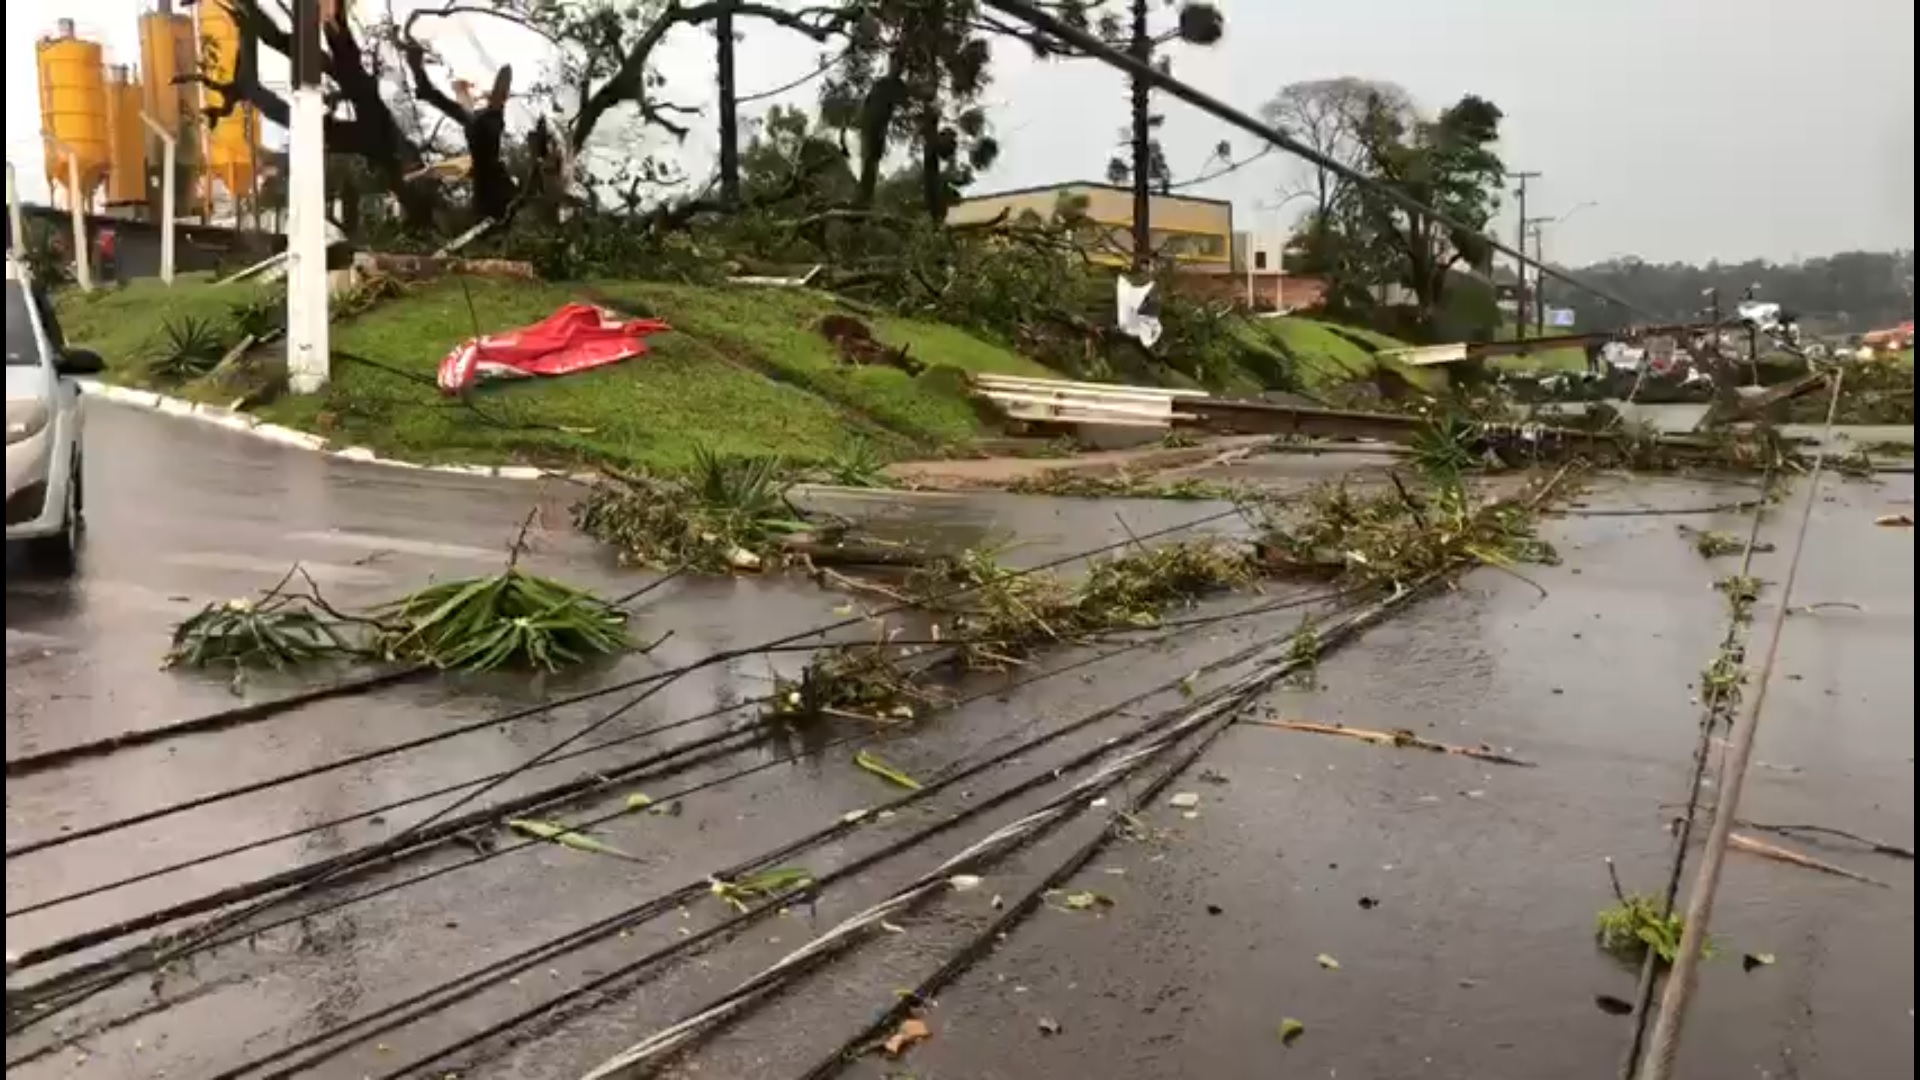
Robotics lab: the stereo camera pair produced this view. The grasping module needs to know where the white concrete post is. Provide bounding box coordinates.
[5,163,25,259]
[285,0,330,394]
[139,113,178,285]
[61,149,95,293]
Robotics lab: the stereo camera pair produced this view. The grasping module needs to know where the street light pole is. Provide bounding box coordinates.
[139,113,178,285]
[286,0,331,394]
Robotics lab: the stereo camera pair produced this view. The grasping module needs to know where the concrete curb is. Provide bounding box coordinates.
[77,380,597,485]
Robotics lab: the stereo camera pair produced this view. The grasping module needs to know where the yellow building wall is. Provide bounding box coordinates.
[948,183,1235,271]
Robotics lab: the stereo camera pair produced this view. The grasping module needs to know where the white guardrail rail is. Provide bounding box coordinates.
[971,373,1209,430]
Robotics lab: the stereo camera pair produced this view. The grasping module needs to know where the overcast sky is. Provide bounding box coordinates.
[9,0,1914,267]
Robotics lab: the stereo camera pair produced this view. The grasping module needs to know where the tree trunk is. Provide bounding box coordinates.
[919,100,943,220]
[716,3,740,206]
[1128,0,1152,275]
[855,62,906,208]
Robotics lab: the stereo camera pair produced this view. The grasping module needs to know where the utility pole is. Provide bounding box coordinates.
[715,0,740,206]
[285,0,330,394]
[1522,216,1556,335]
[1507,170,1539,335]
[1128,0,1152,275]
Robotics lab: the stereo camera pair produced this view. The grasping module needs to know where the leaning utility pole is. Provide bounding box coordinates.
[715,0,740,206]
[1127,0,1152,275]
[285,0,330,394]
[1526,217,1550,335]
[1507,170,1539,334]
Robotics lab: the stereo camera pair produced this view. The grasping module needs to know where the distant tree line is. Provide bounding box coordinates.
[1540,250,1914,336]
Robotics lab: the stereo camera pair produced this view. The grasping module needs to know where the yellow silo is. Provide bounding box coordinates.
[198,0,258,202]
[138,9,198,135]
[37,19,111,209]
[106,66,150,206]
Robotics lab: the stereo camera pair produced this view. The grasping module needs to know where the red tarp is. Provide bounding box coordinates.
[436,303,671,394]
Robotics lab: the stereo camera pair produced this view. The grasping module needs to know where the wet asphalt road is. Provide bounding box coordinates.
[5,401,1914,1080]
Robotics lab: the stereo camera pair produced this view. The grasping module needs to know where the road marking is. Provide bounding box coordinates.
[282,530,505,562]
[164,552,392,585]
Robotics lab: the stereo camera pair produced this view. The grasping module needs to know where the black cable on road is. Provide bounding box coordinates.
[3,572,685,787]
[5,720,765,975]
[794,583,1434,1080]
[9,588,1333,921]
[3,664,699,861]
[347,600,1352,1080]
[4,694,771,921]
[981,0,1661,322]
[17,587,1339,1054]
[17,589,1342,1075]
[5,577,688,860]
[5,507,1249,1037]
[2,667,433,779]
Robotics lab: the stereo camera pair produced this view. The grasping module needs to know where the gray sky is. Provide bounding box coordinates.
[10,0,1914,266]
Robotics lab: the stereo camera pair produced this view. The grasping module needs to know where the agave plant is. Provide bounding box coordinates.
[227,292,287,341]
[372,568,634,672]
[817,439,892,489]
[148,315,231,382]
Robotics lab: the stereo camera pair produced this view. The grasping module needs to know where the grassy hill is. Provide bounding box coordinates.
[55,275,1421,472]
[58,275,1055,471]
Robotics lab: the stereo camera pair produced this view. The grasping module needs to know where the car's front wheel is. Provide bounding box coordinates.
[25,454,80,577]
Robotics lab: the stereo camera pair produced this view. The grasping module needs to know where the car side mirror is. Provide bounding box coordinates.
[56,348,106,378]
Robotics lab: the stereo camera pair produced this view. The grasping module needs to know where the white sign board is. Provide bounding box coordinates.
[1547,307,1577,328]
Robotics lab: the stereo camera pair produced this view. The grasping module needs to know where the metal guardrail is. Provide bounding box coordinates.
[972,373,1204,430]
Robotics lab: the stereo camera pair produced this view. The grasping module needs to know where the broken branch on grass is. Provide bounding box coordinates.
[1244,719,1536,766]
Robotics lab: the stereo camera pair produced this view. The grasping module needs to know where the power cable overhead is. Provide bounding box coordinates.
[981,0,1660,322]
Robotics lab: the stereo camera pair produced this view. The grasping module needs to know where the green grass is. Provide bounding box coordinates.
[56,273,272,382]
[608,282,1048,448]
[1249,317,1381,388]
[264,278,903,471]
[1241,316,1444,395]
[1491,345,1588,374]
[57,275,1071,473]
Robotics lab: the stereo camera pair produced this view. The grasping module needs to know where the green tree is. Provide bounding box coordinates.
[1300,84,1506,336]
[819,0,1000,220]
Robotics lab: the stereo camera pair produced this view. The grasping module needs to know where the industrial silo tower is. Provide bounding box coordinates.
[105,65,151,207]
[36,19,111,211]
[196,0,260,215]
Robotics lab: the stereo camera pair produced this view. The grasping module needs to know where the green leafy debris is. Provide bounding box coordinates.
[164,571,352,671]
[854,749,924,791]
[711,866,815,912]
[373,568,634,672]
[1596,894,1714,966]
[507,819,633,860]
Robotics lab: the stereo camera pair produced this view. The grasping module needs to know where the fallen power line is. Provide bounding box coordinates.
[579,586,1423,1078]
[197,591,1350,1079]
[5,506,1249,1037]
[7,588,1334,923]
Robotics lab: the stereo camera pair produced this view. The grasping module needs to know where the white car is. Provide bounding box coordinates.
[6,256,104,575]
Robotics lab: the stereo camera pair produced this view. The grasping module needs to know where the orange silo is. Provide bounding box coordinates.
[138,7,198,136]
[197,0,258,203]
[105,66,150,206]
[37,19,112,210]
